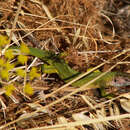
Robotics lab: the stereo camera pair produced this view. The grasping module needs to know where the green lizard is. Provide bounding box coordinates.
[11,47,130,97]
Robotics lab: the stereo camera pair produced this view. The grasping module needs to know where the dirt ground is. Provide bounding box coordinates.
[0,0,130,129]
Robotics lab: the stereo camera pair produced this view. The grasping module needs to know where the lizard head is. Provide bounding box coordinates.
[109,76,130,87]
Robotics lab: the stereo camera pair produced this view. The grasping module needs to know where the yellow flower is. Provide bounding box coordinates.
[24,83,33,95]
[4,61,14,71]
[0,59,5,67]
[20,43,30,54]
[16,69,25,77]
[29,67,40,80]
[18,55,28,64]
[0,35,10,47]
[5,49,14,60]
[4,84,15,96]
[1,69,9,80]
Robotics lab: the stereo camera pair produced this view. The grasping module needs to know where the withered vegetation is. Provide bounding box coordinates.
[0,0,130,129]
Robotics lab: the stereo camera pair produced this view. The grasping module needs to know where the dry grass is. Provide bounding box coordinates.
[0,0,130,129]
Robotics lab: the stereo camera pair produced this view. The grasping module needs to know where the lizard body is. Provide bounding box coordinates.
[11,47,130,96]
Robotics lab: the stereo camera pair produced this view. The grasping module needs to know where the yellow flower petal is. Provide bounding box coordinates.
[18,55,28,64]
[4,84,15,96]
[24,83,33,95]
[0,35,10,47]
[5,49,14,59]
[20,43,30,54]
[29,67,40,80]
